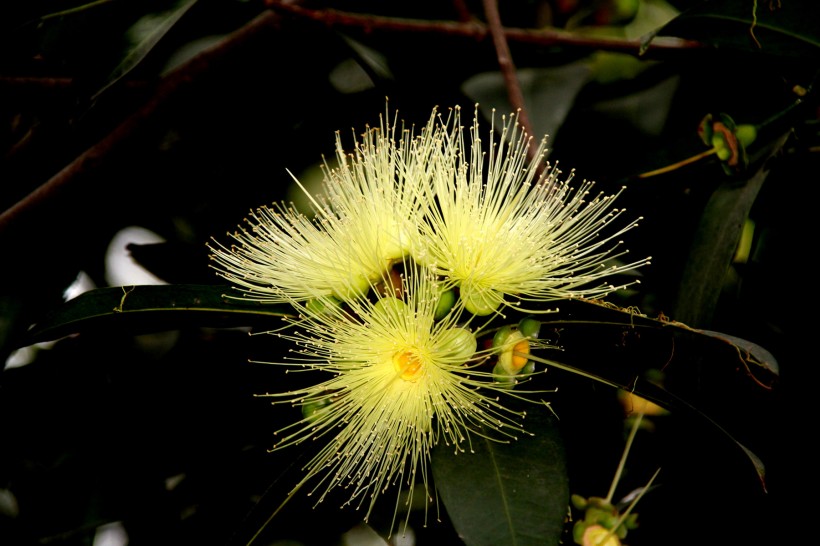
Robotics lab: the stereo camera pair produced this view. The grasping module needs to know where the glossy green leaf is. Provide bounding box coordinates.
[23,284,292,345]
[39,0,120,21]
[645,0,820,58]
[92,0,199,100]
[671,170,768,328]
[529,298,777,490]
[20,284,776,492]
[672,134,788,329]
[431,405,567,546]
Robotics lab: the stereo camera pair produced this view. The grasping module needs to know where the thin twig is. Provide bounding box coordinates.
[0,11,281,238]
[264,1,704,57]
[482,0,536,161]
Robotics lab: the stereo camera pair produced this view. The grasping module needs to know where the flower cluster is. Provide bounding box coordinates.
[208,104,648,532]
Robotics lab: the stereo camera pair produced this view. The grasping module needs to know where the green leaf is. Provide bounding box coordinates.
[23,284,292,346]
[92,0,199,100]
[431,405,568,546]
[21,285,776,493]
[645,0,820,58]
[526,298,777,490]
[39,0,121,21]
[672,135,787,328]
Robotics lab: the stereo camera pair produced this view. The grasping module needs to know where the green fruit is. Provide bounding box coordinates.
[735,124,757,147]
[518,317,541,338]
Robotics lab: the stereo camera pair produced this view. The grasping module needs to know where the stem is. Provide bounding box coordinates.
[596,467,661,546]
[518,352,623,390]
[605,411,643,504]
[0,11,281,238]
[481,0,537,161]
[637,148,717,179]
[40,0,121,20]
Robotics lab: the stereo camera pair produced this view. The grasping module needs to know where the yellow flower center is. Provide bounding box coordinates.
[393,350,424,381]
[510,339,531,371]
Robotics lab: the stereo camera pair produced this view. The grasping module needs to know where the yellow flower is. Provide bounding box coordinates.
[207,104,648,537]
[259,267,527,530]
[413,106,649,315]
[208,108,441,303]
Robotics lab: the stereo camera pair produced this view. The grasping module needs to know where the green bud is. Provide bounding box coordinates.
[440,327,477,363]
[371,296,408,320]
[434,289,457,320]
[306,295,341,315]
[613,0,639,20]
[492,325,514,349]
[302,398,331,423]
[600,513,620,530]
[519,360,535,376]
[492,362,516,389]
[571,494,588,510]
[711,133,731,160]
[587,497,612,510]
[518,317,541,339]
[624,513,639,529]
[461,286,504,316]
[331,272,371,301]
[735,124,757,147]
[572,521,589,544]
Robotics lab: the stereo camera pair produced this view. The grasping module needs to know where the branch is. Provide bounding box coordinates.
[482,0,536,161]
[264,1,703,58]
[0,11,281,239]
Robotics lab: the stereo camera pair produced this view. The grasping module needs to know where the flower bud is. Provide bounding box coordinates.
[492,362,517,389]
[581,524,621,546]
[440,327,478,363]
[306,295,342,315]
[371,296,408,320]
[735,124,757,147]
[495,330,531,375]
[518,317,541,339]
[461,286,504,316]
[302,398,331,423]
[434,289,457,320]
[331,272,371,301]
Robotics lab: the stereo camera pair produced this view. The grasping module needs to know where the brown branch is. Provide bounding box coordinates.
[0,77,75,90]
[0,11,282,239]
[0,77,151,95]
[264,1,704,57]
[482,0,536,161]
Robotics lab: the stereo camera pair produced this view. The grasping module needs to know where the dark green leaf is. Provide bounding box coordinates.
[92,0,199,100]
[431,405,568,546]
[646,0,820,59]
[21,284,777,492]
[529,298,777,490]
[671,156,774,328]
[23,284,292,346]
